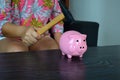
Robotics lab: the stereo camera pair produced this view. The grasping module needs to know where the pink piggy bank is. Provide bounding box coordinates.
[59,30,87,59]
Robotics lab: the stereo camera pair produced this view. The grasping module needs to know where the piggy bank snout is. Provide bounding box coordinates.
[78,40,87,50]
[80,46,85,49]
[79,45,87,51]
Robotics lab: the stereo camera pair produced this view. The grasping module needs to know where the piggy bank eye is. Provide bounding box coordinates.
[76,40,79,42]
[83,40,86,42]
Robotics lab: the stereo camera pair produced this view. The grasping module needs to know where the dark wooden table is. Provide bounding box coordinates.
[0,45,120,80]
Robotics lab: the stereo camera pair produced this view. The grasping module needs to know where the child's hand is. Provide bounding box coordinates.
[21,27,41,46]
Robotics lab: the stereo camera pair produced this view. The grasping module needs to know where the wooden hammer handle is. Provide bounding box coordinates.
[37,13,65,34]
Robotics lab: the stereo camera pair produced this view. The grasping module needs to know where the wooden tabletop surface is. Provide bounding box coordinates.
[0,45,120,80]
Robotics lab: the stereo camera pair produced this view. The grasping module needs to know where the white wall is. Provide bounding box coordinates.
[69,0,120,46]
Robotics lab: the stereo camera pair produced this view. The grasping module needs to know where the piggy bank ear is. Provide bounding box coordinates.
[82,34,87,39]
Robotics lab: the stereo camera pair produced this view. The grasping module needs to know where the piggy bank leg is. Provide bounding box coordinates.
[62,52,65,55]
[67,54,72,58]
[79,55,83,58]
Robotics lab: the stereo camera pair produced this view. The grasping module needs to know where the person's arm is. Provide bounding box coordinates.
[2,22,40,46]
[0,1,40,46]
[50,0,64,45]
[2,22,27,38]
[0,1,27,38]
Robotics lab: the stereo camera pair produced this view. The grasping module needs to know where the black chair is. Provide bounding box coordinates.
[59,0,99,47]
